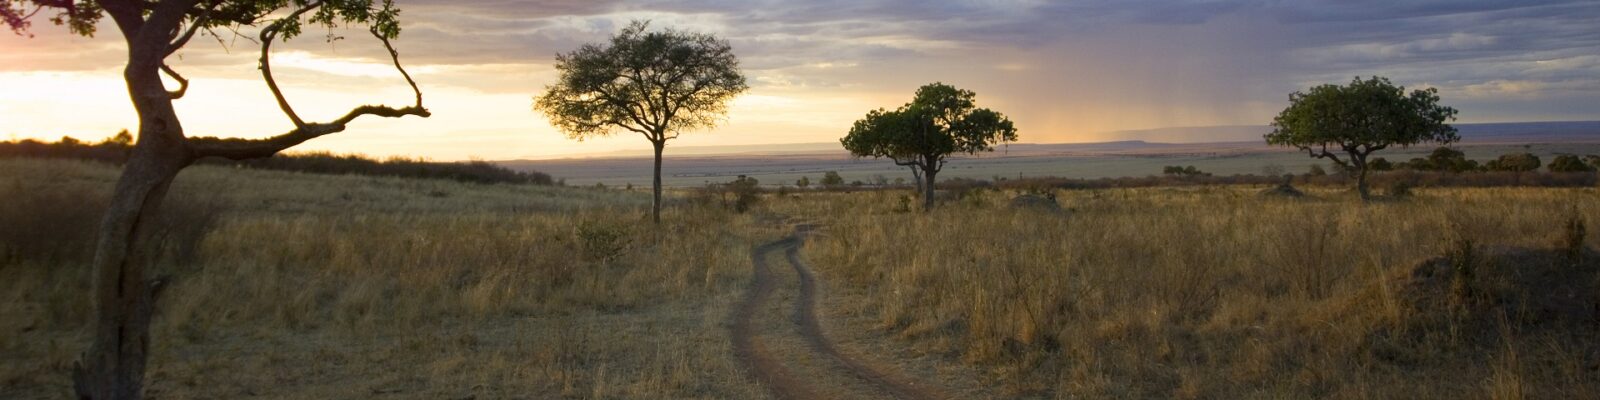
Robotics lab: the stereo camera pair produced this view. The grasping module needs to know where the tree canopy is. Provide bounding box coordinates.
[535,20,746,143]
[840,82,1016,208]
[1266,76,1457,199]
[534,20,746,224]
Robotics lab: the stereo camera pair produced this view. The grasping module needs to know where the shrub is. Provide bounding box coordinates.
[820,171,845,187]
[1387,179,1414,198]
[1162,165,1210,177]
[574,221,630,263]
[1402,147,1480,173]
[1,137,554,185]
[1547,154,1595,173]
[730,175,762,213]
[1307,164,1327,176]
[1485,152,1541,172]
[1369,157,1394,171]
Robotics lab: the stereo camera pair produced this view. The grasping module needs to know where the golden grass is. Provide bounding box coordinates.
[773,185,1600,398]
[5,157,1598,399]
[0,159,770,399]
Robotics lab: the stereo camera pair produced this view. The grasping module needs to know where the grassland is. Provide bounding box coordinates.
[3,158,1598,399]
[0,158,771,399]
[771,186,1600,398]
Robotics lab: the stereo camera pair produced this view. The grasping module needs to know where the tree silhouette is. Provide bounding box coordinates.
[840,83,1016,209]
[1267,76,1457,200]
[535,20,747,224]
[4,1,429,398]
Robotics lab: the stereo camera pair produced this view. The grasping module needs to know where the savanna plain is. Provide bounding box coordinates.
[3,158,1599,399]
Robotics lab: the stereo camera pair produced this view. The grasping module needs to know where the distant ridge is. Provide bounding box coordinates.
[508,121,1599,161]
[1106,120,1600,143]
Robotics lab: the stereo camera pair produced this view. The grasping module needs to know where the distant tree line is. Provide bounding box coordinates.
[1364,147,1600,174]
[982,169,1596,192]
[0,132,555,185]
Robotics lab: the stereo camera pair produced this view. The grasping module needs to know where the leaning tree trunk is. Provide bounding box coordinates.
[909,165,923,194]
[1356,167,1371,201]
[1353,155,1371,201]
[651,140,665,224]
[921,167,938,211]
[74,56,193,400]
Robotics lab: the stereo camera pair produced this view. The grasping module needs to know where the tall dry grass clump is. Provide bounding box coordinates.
[782,185,1600,398]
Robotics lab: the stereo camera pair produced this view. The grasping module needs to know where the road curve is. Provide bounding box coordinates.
[729,226,945,400]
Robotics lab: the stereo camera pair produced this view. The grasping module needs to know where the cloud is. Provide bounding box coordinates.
[3,0,1598,158]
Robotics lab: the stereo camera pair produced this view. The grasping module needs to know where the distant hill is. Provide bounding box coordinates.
[497,120,1600,187]
[1108,120,1600,144]
[515,120,1600,162]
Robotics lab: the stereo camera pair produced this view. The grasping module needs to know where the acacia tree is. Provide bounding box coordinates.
[840,82,1016,210]
[3,1,429,398]
[1267,76,1457,200]
[535,20,747,224]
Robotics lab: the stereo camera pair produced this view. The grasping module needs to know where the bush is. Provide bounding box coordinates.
[1,136,554,185]
[1307,164,1327,176]
[1547,154,1595,173]
[1399,147,1480,172]
[1485,152,1541,172]
[1369,157,1394,171]
[1162,165,1210,177]
[730,175,762,213]
[820,171,845,187]
[574,221,631,263]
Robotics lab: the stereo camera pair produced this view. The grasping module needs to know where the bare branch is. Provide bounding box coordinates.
[189,3,430,161]
[258,2,326,128]
[159,64,189,99]
[371,27,422,109]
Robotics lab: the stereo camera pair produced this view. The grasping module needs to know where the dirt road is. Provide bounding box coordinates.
[729,225,946,400]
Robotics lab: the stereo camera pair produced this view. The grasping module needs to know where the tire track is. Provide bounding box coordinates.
[729,238,817,400]
[730,225,945,400]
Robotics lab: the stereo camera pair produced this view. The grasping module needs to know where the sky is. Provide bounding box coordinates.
[2,0,1598,160]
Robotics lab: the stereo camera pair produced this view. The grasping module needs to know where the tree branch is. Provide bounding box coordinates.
[189,104,429,160]
[1297,143,1348,168]
[371,27,422,109]
[165,1,219,56]
[190,2,430,161]
[257,2,325,128]
[160,63,188,99]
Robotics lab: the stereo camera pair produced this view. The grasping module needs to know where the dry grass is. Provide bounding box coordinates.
[773,185,1600,399]
[6,157,1598,399]
[0,158,769,399]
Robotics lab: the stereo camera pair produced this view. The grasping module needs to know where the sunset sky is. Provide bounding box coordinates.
[2,0,1597,160]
